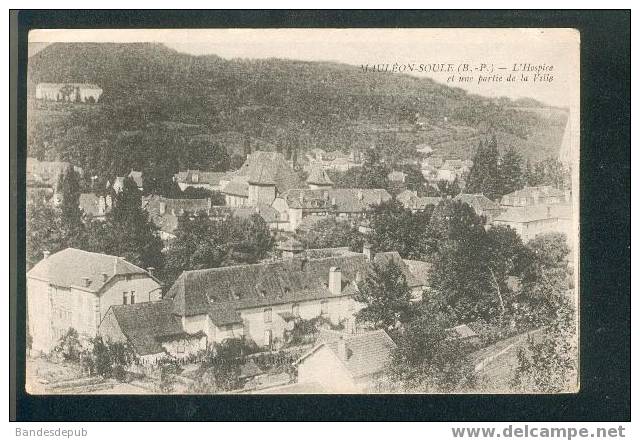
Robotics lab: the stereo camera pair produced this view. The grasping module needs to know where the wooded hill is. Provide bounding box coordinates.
[27,42,568,182]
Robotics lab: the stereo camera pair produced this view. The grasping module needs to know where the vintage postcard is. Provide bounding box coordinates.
[24,28,579,395]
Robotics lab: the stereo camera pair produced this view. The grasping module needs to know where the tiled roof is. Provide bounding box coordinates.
[107,300,185,356]
[221,176,250,197]
[493,204,572,223]
[306,166,333,186]
[27,248,151,292]
[396,190,441,211]
[166,250,427,324]
[300,329,396,379]
[500,186,568,206]
[454,193,501,212]
[231,151,303,194]
[284,188,391,213]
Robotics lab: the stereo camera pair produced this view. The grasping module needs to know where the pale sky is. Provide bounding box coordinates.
[29,28,579,109]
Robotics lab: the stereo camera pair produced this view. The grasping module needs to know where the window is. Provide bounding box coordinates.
[130,291,135,305]
[321,300,329,316]
[292,303,300,317]
[177,341,185,354]
[264,330,272,348]
[122,292,128,305]
[264,308,272,323]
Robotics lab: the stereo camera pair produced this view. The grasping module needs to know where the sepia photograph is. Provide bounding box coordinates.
[23,27,581,396]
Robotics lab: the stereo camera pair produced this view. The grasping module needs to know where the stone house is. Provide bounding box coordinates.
[27,248,162,353]
[295,329,396,393]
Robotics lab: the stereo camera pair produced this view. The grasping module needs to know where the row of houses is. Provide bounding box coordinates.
[27,244,430,359]
[395,186,573,244]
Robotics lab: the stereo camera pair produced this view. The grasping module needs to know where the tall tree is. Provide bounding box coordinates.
[57,168,85,247]
[516,232,571,328]
[85,178,164,271]
[426,201,526,322]
[466,136,500,200]
[354,261,416,331]
[498,146,525,197]
[26,200,65,268]
[369,199,433,260]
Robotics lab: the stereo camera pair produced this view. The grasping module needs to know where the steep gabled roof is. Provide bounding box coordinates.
[107,300,185,355]
[454,193,501,212]
[27,248,152,292]
[298,329,396,379]
[231,151,303,194]
[166,254,370,320]
[221,176,250,197]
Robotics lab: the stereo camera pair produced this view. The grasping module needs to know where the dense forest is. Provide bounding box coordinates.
[27,42,568,185]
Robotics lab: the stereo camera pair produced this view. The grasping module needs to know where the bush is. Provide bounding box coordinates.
[52,328,87,363]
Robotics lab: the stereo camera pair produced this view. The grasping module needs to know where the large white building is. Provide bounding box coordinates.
[27,248,162,353]
[35,83,103,103]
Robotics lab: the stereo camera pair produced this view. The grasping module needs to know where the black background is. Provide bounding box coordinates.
[10,10,631,421]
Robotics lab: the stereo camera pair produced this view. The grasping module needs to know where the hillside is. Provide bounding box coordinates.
[27,42,568,180]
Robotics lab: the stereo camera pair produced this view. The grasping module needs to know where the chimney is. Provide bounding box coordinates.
[42,250,50,260]
[336,335,348,360]
[146,267,155,277]
[363,243,374,262]
[81,277,92,288]
[329,267,342,295]
[101,272,108,282]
